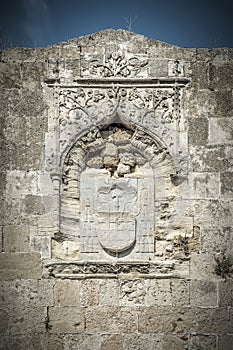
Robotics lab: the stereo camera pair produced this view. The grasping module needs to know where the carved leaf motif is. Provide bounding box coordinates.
[86,52,148,78]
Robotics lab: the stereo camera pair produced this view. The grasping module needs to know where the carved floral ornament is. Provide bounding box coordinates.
[58,85,179,138]
[81,52,148,78]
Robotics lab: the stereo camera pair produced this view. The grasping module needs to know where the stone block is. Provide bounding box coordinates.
[218,280,233,307]
[6,306,46,336]
[190,145,231,172]
[100,334,123,350]
[5,170,39,198]
[139,306,232,334]
[163,335,189,350]
[138,306,194,334]
[189,172,220,199]
[24,195,46,215]
[123,334,163,350]
[183,89,216,118]
[218,335,233,350]
[209,62,233,90]
[49,306,84,334]
[190,61,209,89]
[213,90,233,117]
[0,227,3,252]
[190,253,218,280]
[0,253,42,280]
[220,172,233,198]
[21,61,47,91]
[201,227,233,256]
[79,279,100,306]
[3,225,30,253]
[54,280,80,306]
[146,279,190,307]
[30,235,51,258]
[209,117,233,145]
[47,334,64,350]
[190,280,217,307]
[0,309,9,336]
[63,334,101,350]
[0,62,21,89]
[0,333,48,350]
[189,334,217,350]
[0,279,54,310]
[148,59,168,76]
[99,279,120,306]
[196,307,233,334]
[85,306,138,333]
[190,199,233,228]
[188,117,209,146]
[64,59,81,78]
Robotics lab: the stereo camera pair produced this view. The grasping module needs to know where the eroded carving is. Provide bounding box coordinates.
[44,261,176,278]
[82,52,148,77]
[59,87,176,130]
[121,280,146,304]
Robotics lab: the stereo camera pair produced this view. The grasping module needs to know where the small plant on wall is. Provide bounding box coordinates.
[214,254,233,279]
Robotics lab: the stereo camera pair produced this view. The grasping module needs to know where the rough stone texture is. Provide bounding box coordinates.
[0,29,232,349]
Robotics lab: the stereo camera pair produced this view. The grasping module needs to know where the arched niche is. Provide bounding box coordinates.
[56,115,177,261]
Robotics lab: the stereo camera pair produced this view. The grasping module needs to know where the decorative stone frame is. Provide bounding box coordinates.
[42,65,190,277]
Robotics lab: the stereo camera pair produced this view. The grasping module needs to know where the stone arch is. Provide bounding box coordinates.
[57,117,178,260]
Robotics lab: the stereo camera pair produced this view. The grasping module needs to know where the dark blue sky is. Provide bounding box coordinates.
[0,0,232,48]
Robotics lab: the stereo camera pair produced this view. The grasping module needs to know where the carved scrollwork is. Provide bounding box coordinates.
[59,87,176,132]
[44,261,175,278]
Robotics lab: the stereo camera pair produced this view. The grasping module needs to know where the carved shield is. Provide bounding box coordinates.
[96,179,137,253]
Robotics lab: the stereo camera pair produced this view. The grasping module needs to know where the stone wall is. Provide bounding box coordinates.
[0,29,232,349]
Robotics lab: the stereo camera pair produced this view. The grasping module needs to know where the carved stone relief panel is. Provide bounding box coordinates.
[60,123,159,261]
[81,52,148,78]
[42,57,191,276]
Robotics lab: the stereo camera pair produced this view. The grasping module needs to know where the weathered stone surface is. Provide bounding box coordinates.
[190,280,217,307]
[123,333,163,350]
[218,280,233,307]
[0,333,48,350]
[49,306,85,334]
[209,117,233,145]
[189,172,220,199]
[200,227,233,256]
[100,334,123,350]
[99,279,120,306]
[138,306,232,334]
[0,29,232,348]
[163,335,189,350]
[218,335,233,350]
[54,280,80,306]
[190,253,218,280]
[0,253,42,280]
[146,279,190,307]
[63,334,100,350]
[3,225,30,253]
[190,145,231,172]
[0,279,54,310]
[0,309,9,336]
[79,279,100,306]
[188,117,209,146]
[220,172,233,198]
[189,334,216,350]
[85,306,138,333]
